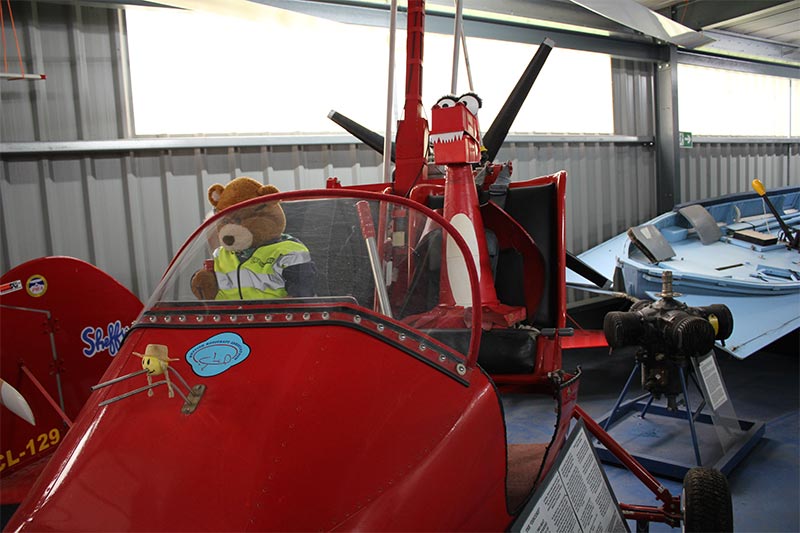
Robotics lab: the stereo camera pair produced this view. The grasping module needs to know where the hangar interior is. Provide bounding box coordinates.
[1,0,799,531]
[2,0,798,297]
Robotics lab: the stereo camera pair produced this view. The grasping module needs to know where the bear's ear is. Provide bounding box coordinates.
[208,184,225,208]
[258,184,280,197]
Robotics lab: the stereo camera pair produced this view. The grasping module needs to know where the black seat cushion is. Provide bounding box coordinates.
[498,183,559,328]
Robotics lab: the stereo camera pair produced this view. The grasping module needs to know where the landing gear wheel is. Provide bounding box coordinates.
[681,467,733,532]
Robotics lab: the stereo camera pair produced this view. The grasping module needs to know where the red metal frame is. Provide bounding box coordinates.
[18,365,73,429]
[401,84,528,332]
[394,0,429,196]
[573,405,682,527]
[480,201,545,320]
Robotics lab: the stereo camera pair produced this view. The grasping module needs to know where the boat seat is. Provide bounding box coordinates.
[733,229,778,246]
[660,226,688,242]
[726,221,756,233]
[627,225,675,264]
[423,328,537,374]
[678,204,722,245]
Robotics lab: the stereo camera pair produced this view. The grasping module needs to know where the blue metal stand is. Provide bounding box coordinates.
[594,362,764,480]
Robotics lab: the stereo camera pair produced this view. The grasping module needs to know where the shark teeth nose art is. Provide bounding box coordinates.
[430,131,466,144]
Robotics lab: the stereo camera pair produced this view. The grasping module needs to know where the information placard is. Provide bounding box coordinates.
[697,352,727,411]
[512,420,628,533]
[693,351,743,452]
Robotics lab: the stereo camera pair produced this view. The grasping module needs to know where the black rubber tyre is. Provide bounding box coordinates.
[682,467,733,532]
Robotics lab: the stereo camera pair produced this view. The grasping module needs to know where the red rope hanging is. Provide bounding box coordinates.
[5,0,25,77]
[1,0,7,73]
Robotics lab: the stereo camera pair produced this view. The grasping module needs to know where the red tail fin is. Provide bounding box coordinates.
[0,257,142,502]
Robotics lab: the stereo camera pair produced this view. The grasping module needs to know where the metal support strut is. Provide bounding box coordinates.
[601,361,704,468]
[573,405,682,528]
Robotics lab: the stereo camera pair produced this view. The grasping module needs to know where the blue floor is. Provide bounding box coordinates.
[503,339,799,532]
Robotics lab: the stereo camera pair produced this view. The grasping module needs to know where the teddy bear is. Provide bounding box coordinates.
[190,177,315,300]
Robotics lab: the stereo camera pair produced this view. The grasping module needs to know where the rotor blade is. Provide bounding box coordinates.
[328,110,396,162]
[482,38,554,162]
[567,251,612,289]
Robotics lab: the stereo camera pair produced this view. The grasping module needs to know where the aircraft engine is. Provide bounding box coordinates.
[602,271,733,408]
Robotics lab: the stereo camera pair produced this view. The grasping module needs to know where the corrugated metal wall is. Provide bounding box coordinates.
[1,144,385,299]
[2,140,655,301]
[680,141,799,202]
[1,1,797,303]
[1,1,127,142]
[612,59,654,137]
[495,140,656,255]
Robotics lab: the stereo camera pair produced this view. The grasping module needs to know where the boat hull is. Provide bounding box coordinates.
[568,187,800,358]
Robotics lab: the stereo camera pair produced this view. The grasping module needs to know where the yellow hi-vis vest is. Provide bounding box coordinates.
[213,238,312,300]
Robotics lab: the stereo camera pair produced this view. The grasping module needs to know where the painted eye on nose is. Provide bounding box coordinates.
[458,93,482,115]
[435,95,458,108]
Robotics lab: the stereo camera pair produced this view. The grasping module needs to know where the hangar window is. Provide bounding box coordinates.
[125,6,612,136]
[678,64,798,137]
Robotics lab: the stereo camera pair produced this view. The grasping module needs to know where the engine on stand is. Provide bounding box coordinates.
[593,269,765,485]
[602,271,734,410]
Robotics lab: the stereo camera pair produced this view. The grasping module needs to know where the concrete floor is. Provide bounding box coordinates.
[504,337,799,532]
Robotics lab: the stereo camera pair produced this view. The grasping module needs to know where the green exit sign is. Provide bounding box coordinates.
[679,131,693,148]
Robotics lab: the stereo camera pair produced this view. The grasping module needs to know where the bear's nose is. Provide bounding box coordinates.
[222,235,235,246]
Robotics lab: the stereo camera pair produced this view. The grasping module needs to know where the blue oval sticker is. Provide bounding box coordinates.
[186,332,251,377]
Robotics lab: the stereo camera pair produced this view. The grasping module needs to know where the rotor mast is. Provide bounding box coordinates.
[394,0,429,196]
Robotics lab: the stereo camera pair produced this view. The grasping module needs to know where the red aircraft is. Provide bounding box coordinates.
[2,2,731,531]
[0,257,142,509]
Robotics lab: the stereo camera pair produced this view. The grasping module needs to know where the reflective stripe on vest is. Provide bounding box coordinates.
[213,239,311,300]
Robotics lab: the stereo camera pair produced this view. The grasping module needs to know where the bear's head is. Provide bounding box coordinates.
[208,177,285,253]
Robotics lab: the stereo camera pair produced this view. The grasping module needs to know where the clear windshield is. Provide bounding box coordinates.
[141,193,479,361]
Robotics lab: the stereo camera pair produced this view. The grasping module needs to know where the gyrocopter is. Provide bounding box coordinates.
[2,1,733,531]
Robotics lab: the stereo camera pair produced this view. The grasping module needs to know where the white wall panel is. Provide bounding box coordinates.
[46,159,92,260]
[1,160,51,262]
[3,142,656,301]
[87,156,133,289]
[680,141,799,203]
[613,59,654,137]
[1,1,124,142]
[496,141,657,255]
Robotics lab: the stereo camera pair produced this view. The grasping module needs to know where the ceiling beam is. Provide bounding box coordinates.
[664,0,791,30]
[80,0,798,67]
[697,29,800,69]
[567,0,714,48]
[253,0,663,61]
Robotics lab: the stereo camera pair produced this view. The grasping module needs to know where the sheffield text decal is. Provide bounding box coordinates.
[81,320,130,357]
